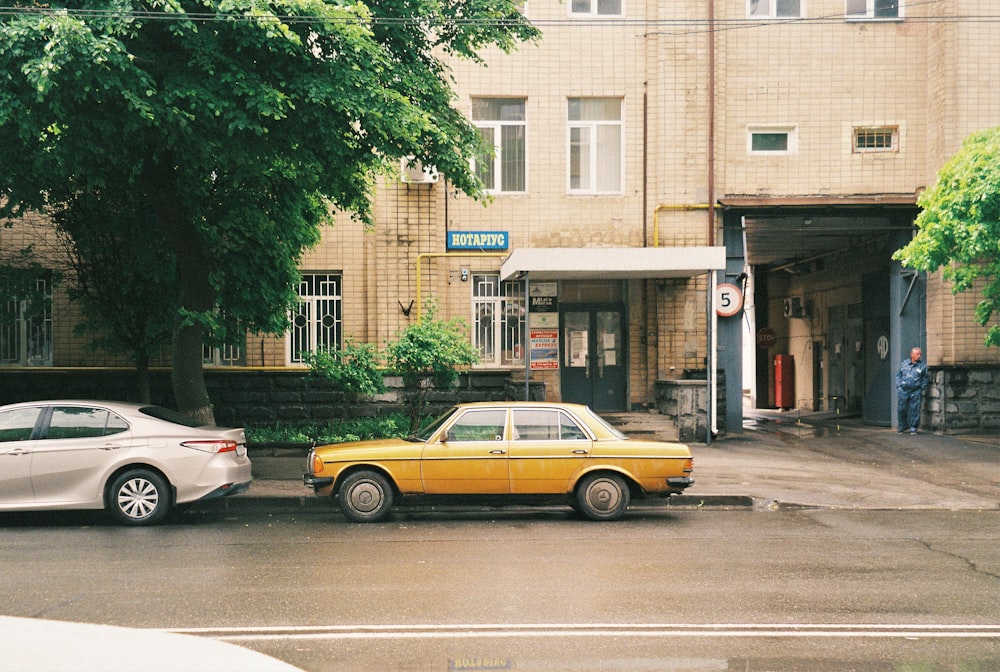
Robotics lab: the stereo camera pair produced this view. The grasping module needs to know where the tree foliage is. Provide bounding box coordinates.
[0,0,537,421]
[894,127,1000,347]
[384,309,480,431]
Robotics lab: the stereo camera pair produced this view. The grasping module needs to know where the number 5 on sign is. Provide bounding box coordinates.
[715,283,743,318]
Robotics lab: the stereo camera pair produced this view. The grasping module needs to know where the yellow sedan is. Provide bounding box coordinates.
[303,402,693,522]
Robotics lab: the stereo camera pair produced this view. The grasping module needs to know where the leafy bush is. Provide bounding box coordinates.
[301,337,386,400]
[246,414,413,445]
[384,308,480,431]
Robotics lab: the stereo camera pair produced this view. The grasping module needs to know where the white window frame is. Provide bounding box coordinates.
[288,273,342,365]
[569,0,622,17]
[845,0,902,20]
[567,98,624,194]
[748,0,803,19]
[471,98,527,195]
[472,273,525,368]
[853,125,899,153]
[0,277,52,366]
[747,125,798,155]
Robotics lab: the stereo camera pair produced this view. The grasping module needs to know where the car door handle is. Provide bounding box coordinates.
[489,449,507,455]
[4,447,31,456]
[99,443,123,451]
[572,449,589,455]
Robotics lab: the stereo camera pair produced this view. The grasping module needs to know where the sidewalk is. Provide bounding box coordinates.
[239,412,1000,512]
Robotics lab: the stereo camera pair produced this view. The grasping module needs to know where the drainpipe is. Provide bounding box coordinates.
[708,0,716,247]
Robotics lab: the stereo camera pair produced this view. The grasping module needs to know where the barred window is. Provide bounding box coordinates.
[854,126,898,153]
[289,273,342,364]
[0,277,52,366]
[472,273,525,368]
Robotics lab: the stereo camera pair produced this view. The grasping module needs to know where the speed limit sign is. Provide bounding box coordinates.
[715,283,743,317]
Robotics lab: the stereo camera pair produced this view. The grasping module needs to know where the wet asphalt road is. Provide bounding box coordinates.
[2,502,999,671]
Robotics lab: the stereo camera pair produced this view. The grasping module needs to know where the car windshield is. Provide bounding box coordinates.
[138,406,209,428]
[410,407,458,442]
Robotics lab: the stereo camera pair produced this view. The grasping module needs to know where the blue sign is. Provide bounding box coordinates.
[447,231,509,250]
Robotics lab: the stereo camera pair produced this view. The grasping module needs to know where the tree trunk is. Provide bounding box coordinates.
[144,155,216,425]
[134,351,151,404]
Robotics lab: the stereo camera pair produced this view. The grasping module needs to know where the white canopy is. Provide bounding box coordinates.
[500,246,726,281]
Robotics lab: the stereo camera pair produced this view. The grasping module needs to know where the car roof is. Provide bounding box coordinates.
[0,399,150,412]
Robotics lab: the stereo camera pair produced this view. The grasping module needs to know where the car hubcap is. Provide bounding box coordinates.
[348,481,384,514]
[118,478,159,519]
[585,478,622,513]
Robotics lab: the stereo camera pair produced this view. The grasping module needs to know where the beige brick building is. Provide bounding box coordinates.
[4,0,999,432]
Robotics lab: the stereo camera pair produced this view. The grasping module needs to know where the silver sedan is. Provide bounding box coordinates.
[0,400,251,525]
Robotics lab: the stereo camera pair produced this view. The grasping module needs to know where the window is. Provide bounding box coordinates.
[204,341,245,366]
[749,0,802,18]
[289,273,342,364]
[0,408,42,442]
[568,98,623,193]
[472,98,526,194]
[854,126,898,152]
[846,0,900,19]
[447,409,508,441]
[748,126,797,155]
[46,407,129,440]
[570,0,621,16]
[0,277,52,366]
[473,273,525,368]
[512,409,589,441]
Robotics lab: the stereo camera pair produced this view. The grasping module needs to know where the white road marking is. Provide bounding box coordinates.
[165,623,1000,642]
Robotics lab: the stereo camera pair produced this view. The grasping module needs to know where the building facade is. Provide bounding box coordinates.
[3,0,1000,432]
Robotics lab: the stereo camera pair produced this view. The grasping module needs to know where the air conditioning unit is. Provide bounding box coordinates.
[783,296,806,318]
[400,157,439,184]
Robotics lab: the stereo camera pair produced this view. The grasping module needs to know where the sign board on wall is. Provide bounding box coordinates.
[715,283,743,317]
[446,231,509,250]
[529,329,559,370]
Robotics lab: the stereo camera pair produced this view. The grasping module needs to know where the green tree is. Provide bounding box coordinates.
[53,189,176,402]
[384,310,480,431]
[894,127,1000,347]
[0,0,537,422]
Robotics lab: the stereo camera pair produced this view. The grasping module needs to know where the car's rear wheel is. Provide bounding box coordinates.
[338,470,394,523]
[576,472,630,521]
[108,469,171,526]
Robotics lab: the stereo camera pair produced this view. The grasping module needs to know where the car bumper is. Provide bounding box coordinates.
[196,480,252,501]
[667,476,694,492]
[303,473,335,495]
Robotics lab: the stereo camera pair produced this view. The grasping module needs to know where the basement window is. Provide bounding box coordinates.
[853,126,898,153]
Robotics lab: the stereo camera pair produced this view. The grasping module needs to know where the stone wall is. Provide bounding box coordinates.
[925,366,1000,434]
[0,369,534,427]
[653,372,727,443]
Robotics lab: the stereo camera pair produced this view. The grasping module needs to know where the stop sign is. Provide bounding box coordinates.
[757,327,777,349]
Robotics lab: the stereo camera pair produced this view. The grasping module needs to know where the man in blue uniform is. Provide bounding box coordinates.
[895,346,928,434]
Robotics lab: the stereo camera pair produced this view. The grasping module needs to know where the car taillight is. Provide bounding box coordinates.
[181,440,239,454]
[682,458,693,474]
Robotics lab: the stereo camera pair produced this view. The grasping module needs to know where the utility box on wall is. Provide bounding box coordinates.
[774,354,795,410]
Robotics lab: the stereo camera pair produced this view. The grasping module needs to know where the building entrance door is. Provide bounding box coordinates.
[560,305,626,412]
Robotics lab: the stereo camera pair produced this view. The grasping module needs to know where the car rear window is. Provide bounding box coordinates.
[138,406,208,428]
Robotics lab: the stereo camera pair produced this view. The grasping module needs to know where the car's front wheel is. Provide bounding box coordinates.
[575,472,630,521]
[338,470,394,523]
[108,469,171,526]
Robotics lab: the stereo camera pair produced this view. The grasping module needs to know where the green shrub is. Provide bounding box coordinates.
[301,337,386,400]
[246,413,414,445]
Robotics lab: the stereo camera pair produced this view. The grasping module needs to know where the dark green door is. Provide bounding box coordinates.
[560,305,626,412]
